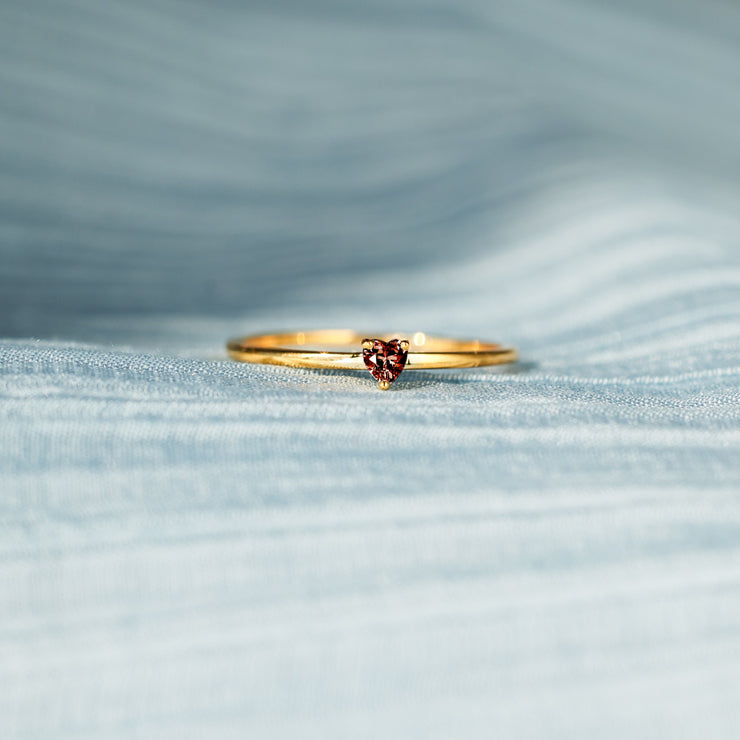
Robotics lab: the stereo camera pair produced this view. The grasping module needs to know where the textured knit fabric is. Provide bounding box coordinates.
[2,1,740,738]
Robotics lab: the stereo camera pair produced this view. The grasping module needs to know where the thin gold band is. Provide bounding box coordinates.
[226,330,518,371]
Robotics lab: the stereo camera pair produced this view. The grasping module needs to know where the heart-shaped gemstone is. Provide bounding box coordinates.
[362,338,408,388]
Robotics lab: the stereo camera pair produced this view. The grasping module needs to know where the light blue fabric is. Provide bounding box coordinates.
[3,0,740,737]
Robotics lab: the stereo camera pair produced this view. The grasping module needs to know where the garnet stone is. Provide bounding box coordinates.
[362,338,408,388]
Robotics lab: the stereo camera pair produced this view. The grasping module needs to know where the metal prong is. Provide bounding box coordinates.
[362,339,374,350]
[378,379,391,391]
[399,339,410,351]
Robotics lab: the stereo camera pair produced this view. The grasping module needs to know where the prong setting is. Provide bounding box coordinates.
[362,337,409,389]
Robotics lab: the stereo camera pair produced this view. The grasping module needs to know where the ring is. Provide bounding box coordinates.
[226,330,518,390]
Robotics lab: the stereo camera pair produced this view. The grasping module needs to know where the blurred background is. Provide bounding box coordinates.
[3,1,740,739]
[3,0,740,357]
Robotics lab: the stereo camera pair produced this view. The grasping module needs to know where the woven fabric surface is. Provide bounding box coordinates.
[2,1,740,737]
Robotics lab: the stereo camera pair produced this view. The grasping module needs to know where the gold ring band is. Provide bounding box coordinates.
[227,329,518,390]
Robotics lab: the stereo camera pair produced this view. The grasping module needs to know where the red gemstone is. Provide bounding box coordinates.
[362,339,408,384]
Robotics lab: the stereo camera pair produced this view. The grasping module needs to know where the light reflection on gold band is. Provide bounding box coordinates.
[227,330,518,371]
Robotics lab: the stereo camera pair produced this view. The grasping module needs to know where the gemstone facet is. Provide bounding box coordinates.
[362,338,408,388]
